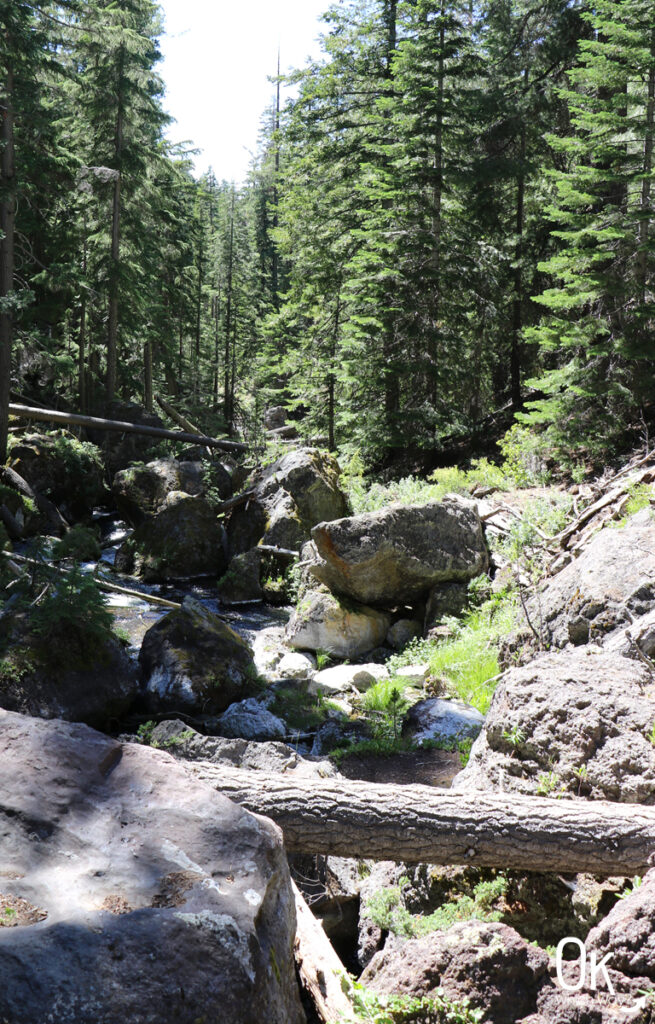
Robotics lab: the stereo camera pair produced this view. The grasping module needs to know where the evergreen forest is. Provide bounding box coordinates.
[1,0,654,471]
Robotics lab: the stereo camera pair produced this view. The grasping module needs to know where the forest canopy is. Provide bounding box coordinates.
[1,0,653,469]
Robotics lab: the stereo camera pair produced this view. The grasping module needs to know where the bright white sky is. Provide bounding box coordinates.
[159,0,329,183]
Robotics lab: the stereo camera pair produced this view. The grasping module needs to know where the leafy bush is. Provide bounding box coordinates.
[342,979,483,1024]
[498,424,551,487]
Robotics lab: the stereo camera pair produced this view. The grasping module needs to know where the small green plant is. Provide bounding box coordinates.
[364,680,410,741]
[571,764,589,796]
[618,876,643,900]
[536,771,564,797]
[502,725,526,750]
[136,721,157,745]
[620,482,652,522]
[2,907,16,920]
[316,648,332,671]
[458,737,474,767]
[647,721,655,747]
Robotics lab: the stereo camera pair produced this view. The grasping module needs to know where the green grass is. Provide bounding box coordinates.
[345,459,513,516]
[387,593,518,715]
[342,980,484,1024]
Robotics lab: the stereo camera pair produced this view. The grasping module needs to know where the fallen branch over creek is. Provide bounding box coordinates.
[8,403,248,454]
[188,764,655,877]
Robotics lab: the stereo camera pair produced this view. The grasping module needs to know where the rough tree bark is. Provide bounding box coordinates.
[0,60,15,466]
[189,765,655,877]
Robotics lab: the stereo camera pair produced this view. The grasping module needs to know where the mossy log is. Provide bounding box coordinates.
[189,764,655,877]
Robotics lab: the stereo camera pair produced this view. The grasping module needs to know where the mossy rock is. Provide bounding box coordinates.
[115,493,227,582]
[139,597,260,714]
[8,433,106,520]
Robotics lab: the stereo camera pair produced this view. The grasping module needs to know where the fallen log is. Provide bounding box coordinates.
[189,764,655,877]
[292,880,358,1024]
[154,393,207,439]
[8,403,248,454]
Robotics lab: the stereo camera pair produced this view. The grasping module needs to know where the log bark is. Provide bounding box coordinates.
[292,881,358,1024]
[189,765,655,877]
[8,403,247,454]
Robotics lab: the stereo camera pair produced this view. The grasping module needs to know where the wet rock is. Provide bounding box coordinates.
[112,457,222,525]
[522,509,655,650]
[453,647,655,802]
[310,499,488,607]
[360,920,550,1023]
[0,710,305,1024]
[286,590,391,659]
[139,597,259,714]
[217,549,263,605]
[404,697,484,744]
[218,698,286,741]
[115,493,227,581]
[386,618,422,649]
[309,663,389,696]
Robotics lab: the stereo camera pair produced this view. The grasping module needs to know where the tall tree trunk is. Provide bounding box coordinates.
[78,218,88,413]
[107,53,124,403]
[224,189,236,429]
[0,61,15,465]
[429,5,445,404]
[212,286,221,407]
[143,339,153,413]
[271,48,280,308]
[382,0,398,436]
[328,294,340,451]
[195,237,203,399]
[511,75,527,413]
[637,27,655,303]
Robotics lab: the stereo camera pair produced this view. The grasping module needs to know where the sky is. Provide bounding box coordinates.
[158,0,329,183]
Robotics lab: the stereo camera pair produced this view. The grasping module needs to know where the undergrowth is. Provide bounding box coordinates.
[340,979,483,1023]
[365,876,508,940]
[387,590,518,715]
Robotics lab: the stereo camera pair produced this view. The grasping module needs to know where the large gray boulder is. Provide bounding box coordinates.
[227,448,348,556]
[139,597,260,714]
[523,508,655,649]
[0,710,305,1024]
[286,590,391,659]
[453,647,655,803]
[309,499,488,607]
[115,493,228,581]
[404,698,484,744]
[218,697,287,741]
[112,457,229,525]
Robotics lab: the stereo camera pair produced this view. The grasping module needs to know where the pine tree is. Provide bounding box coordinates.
[523,0,655,458]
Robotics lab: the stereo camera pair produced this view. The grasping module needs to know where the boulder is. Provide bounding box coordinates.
[139,597,260,714]
[309,663,389,697]
[587,868,655,981]
[453,647,655,802]
[0,710,305,1024]
[217,549,263,605]
[523,508,655,650]
[424,581,469,631]
[218,698,286,741]
[286,590,391,659]
[264,406,288,430]
[386,618,422,650]
[227,448,348,557]
[277,652,317,679]
[112,457,222,525]
[309,499,488,607]
[393,664,430,686]
[0,616,137,727]
[360,921,550,1024]
[8,432,106,520]
[115,493,227,581]
[252,625,288,682]
[404,698,484,744]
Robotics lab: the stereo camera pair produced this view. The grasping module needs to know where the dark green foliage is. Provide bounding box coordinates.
[30,565,114,665]
[52,526,102,563]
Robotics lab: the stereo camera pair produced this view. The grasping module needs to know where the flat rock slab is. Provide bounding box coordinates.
[0,710,304,1024]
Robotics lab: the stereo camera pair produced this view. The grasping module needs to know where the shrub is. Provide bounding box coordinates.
[52,525,101,563]
[365,875,508,940]
[30,566,115,665]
